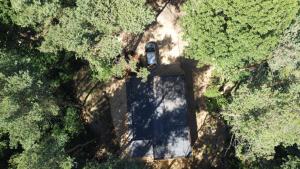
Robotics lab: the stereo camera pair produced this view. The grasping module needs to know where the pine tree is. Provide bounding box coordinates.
[181,0,299,81]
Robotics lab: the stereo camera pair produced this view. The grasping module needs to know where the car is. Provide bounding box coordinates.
[145,42,158,66]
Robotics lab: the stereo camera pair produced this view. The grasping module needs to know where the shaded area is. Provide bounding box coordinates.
[126,76,192,160]
[127,77,155,140]
[179,58,235,169]
[153,76,191,159]
[129,140,154,158]
[190,115,233,169]
[73,67,119,162]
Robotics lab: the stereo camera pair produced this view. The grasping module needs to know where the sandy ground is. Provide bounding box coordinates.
[120,1,187,64]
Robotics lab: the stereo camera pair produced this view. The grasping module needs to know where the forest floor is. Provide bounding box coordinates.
[72,0,232,168]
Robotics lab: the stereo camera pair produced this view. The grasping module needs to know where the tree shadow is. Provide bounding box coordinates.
[275,144,300,158]
[122,76,193,160]
[178,58,235,169]
[122,22,162,53]
[0,22,40,50]
[157,35,175,53]
[178,58,202,145]
[190,115,232,169]
[72,67,119,162]
[247,144,300,168]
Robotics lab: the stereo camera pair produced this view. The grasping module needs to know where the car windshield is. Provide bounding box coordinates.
[146,47,155,52]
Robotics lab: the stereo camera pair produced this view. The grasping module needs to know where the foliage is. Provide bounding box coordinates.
[39,0,154,81]
[204,85,221,98]
[10,137,73,169]
[223,84,300,161]
[0,50,59,150]
[222,17,300,163]
[110,57,150,81]
[0,48,79,168]
[83,158,147,169]
[4,0,60,29]
[0,0,155,167]
[181,0,299,81]
[0,0,12,23]
[0,133,8,158]
[1,0,154,81]
[136,67,150,82]
[268,17,300,80]
[74,0,154,34]
[63,107,84,137]
[281,156,300,169]
[204,85,228,113]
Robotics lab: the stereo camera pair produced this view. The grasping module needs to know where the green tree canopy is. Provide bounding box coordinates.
[10,138,73,169]
[39,0,154,81]
[0,48,83,168]
[1,0,154,81]
[0,49,59,150]
[1,0,60,28]
[223,84,300,161]
[222,16,300,163]
[0,0,155,168]
[181,0,299,81]
[280,156,300,169]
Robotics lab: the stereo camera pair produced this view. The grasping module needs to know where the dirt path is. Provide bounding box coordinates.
[120,1,187,64]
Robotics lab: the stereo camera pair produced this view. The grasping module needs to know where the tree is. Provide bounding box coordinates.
[223,84,300,162]
[0,0,12,23]
[222,16,300,163]
[10,137,74,169]
[0,49,59,150]
[40,0,154,81]
[281,156,300,169]
[181,0,298,81]
[0,0,154,168]
[268,17,300,81]
[0,47,84,168]
[1,0,60,29]
[1,0,154,81]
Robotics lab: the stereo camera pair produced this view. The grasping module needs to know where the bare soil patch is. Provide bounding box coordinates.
[120,1,187,65]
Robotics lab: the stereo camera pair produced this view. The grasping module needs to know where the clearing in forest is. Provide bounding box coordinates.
[74,1,231,168]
